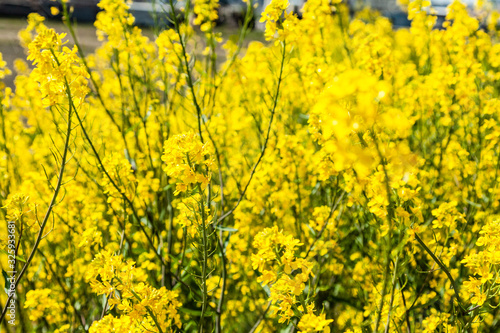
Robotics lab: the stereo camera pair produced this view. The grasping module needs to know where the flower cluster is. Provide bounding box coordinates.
[0,53,10,83]
[86,250,182,332]
[24,289,67,326]
[101,152,137,205]
[161,132,215,195]
[297,307,333,333]
[193,0,220,32]
[260,0,291,40]
[461,219,500,306]
[95,0,135,46]
[252,227,316,323]
[27,24,89,107]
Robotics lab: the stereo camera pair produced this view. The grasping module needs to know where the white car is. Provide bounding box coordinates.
[129,0,185,26]
[430,0,477,17]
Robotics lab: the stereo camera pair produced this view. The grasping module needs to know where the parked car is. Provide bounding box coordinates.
[0,0,37,16]
[428,0,500,29]
[41,0,100,22]
[0,0,100,22]
[129,0,185,26]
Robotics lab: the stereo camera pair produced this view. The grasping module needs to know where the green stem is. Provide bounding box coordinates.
[371,131,395,333]
[198,187,209,333]
[114,277,164,333]
[217,41,287,223]
[0,60,74,324]
[414,233,465,310]
[384,256,400,333]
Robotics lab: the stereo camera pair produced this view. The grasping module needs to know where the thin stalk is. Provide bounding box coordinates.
[384,256,400,333]
[72,104,165,267]
[399,277,412,333]
[217,42,287,224]
[53,38,166,269]
[371,130,396,333]
[305,190,345,258]
[414,233,465,310]
[37,249,88,331]
[198,187,209,333]
[62,3,137,165]
[209,0,254,110]
[214,229,227,333]
[114,277,164,333]
[248,301,272,333]
[0,103,13,194]
[167,0,205,143]
[214,42,287,332]
[62,6,119,129]
[0,73,74,324]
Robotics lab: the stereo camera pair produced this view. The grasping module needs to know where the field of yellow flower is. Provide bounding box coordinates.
[2,0,500,331]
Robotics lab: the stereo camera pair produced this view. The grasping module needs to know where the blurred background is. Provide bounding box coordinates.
[0,0,489,88]
[0,0,411,27]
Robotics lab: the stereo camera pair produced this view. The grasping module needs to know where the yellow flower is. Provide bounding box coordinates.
[297,311,333,333]
[162,132,216,195]
[50,6,60,16]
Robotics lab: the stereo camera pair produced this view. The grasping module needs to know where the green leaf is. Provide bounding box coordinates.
[279,323,294,333]
[0,249,26,263]
[2,269,11,295]
[124,121,141,135]
[215,226,238,233]
[178,307,202,316]
[178,307,214,317]
[262,285,271,297]
[163,184,173,191]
